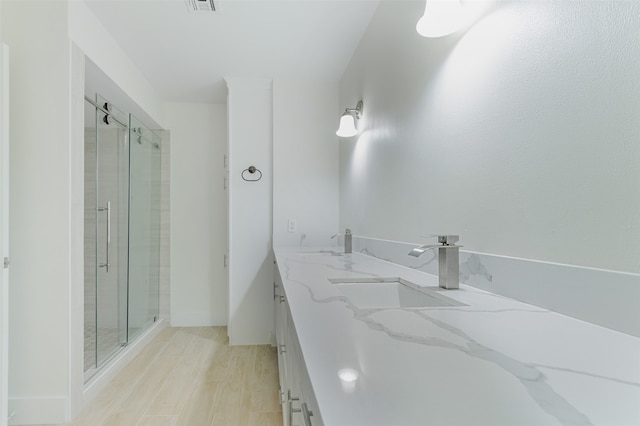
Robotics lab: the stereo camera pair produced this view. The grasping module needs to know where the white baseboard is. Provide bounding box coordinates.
[8,396,66,425]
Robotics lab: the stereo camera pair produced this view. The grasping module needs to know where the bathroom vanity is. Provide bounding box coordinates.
[273,248,640,426]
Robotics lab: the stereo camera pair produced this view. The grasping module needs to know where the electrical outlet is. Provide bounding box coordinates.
[287,219,297,233]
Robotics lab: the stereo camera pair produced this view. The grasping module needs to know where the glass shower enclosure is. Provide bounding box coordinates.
[128,116,162,343]
[83,95,161,381]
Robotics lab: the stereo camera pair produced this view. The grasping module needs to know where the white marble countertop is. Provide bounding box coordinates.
[274,247,640,426]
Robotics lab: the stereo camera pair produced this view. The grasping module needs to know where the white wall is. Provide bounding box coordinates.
[68,43,86,421]
[339,0,640,274]
[2,1,74,423]
[273,81,340,248]
[68,1,164,127]
[226,79,273,345]
[165,102,228,326]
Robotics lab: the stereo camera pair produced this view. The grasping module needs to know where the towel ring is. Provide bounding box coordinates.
[242,166,262,182]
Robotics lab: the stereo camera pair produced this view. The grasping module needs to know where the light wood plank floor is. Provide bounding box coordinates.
[41,327,282,426]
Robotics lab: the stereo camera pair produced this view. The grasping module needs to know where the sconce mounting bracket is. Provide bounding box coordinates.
[347,100,364,119]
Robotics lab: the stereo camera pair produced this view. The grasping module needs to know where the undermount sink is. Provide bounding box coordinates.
[329,277,466,309]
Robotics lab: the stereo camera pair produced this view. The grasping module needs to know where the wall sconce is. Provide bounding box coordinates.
[336,100,363,138]
[416,0,463,38]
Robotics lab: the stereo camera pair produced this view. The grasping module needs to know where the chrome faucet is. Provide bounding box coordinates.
[409,235,461,289]
[331,228,352,254]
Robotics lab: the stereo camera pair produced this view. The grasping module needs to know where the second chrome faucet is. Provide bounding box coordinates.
[409,235,461,290]
[331,228,352,254]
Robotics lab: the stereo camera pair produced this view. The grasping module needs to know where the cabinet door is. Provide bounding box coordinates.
[286,315,303,426]
[274,268,285,344]
[275,267,296,426]
[297,357,322,426]
[275,270,287,389]
[274,264,322,425]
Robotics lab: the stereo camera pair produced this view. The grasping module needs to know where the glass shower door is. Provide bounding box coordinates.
[84,93,163,382]
[84,96,129,378]
[127,115,160,342]
[96,96,130,367]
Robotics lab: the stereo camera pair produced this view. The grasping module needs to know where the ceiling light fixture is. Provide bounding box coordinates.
[336,100,363,138]
[416,0,464,38]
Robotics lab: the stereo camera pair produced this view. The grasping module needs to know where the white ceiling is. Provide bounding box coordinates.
[85,0,381,104]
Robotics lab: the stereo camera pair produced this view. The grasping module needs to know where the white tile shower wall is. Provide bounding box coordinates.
[83,127,169,363]
[131,126,168,331]
[84,127,128,333]
[84,129,97,333]
[353,236,640,338]
[128,130,159,331]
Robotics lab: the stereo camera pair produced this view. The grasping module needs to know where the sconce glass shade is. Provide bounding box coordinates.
[416,0,463,38]
[336,113,358,137]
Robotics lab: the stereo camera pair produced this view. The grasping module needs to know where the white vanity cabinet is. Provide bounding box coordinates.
[274,265,321,426]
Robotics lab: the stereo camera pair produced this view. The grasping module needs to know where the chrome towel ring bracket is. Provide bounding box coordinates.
[242,165,262,182]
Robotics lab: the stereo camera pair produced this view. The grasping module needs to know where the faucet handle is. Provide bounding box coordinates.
[332,228,352,239]
[438,235,459,245]
[420,234,459,245]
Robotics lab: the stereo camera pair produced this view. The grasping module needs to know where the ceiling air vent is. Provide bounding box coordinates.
[186,0,216,13]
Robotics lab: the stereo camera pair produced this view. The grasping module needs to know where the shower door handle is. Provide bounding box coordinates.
[98,201,111,272]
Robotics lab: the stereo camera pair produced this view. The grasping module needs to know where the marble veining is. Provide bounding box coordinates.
[410,311,593,426]
[409,250,438,270]
[351,236,640,337]
[357,248,396,264]
[275,248,640,426]
[460,252,493,283]
[285,258,592,425]
[533,364,640,388]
